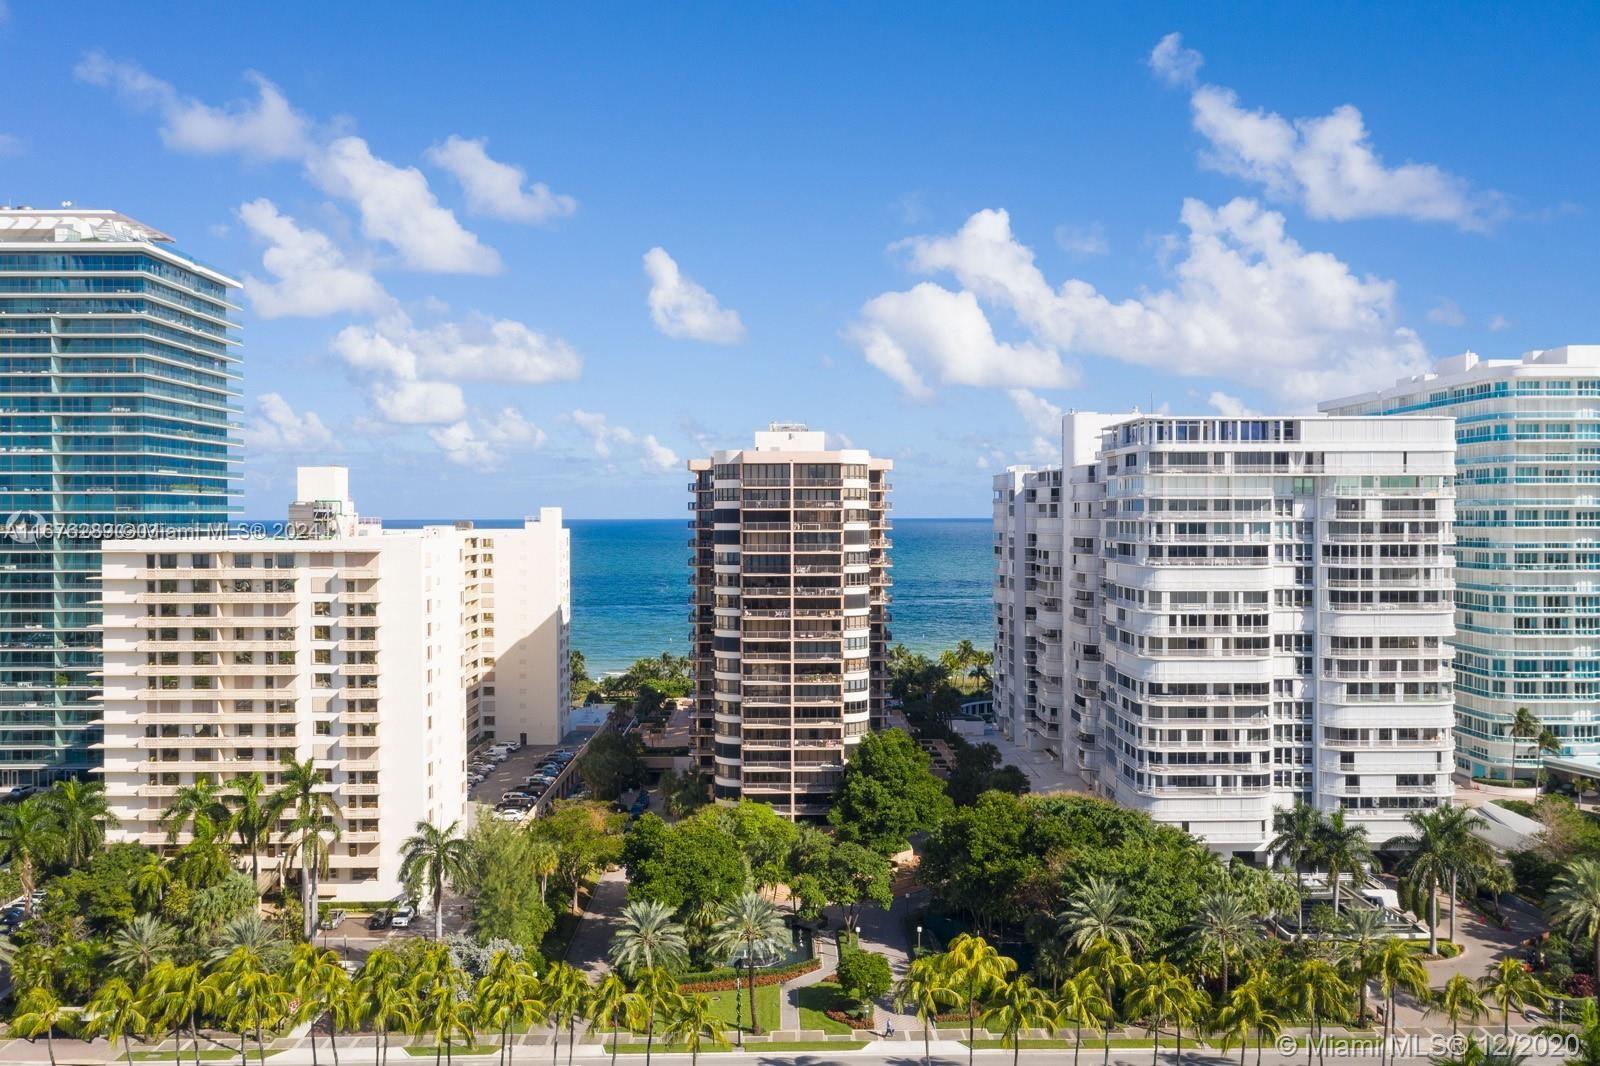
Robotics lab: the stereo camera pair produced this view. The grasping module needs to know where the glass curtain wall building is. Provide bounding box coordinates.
[1324,346,1600,784]
[0,208,240,787]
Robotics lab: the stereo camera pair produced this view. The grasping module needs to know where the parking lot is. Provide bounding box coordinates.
[468,740,560,804]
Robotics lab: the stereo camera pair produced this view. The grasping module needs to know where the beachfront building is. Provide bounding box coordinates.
[1323,346,1600,785]
[1002,412,1458,855]
[0,207,240,787]
[991,466,1065,754]
[96,467,569,902]
[687,424,893,817]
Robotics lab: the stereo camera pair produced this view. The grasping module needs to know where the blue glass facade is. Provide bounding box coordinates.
[1324,348,1600,783]
[0,220,240,786]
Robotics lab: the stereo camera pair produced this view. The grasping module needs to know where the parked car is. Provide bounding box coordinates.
[367,910,392,930]
[494,808,525,822]
[390,906,416,928]
[319,908,348,931]
[501,790,532,803]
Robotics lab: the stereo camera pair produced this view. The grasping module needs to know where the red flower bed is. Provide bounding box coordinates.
[824,1009,876,1030]
[678,957,821,993]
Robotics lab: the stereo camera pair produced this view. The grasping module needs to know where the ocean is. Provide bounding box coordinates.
[571,518,994,674]
[353,516,994,675]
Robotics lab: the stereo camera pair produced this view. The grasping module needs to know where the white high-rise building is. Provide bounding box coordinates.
[96,468,569,902]
[1323,346,1600,784]
[992,467,1065,753]
[688,425,892,817]
[995,412,1458,855]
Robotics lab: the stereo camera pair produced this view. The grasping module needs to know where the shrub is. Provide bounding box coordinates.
[835,947,892,1006]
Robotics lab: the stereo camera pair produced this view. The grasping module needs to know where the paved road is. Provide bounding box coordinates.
[568,867,631,975]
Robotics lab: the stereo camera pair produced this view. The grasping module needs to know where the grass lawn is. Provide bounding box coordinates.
[131,1053,281,1062]
[795,983,860,1035]
[401,1045,501,1057]
[702,984,782,1033]
[606,1041,867,1054]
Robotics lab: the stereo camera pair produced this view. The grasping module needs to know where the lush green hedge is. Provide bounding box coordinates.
[679,957,820,992]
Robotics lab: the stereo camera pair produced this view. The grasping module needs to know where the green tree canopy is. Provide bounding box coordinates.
[828,728,953,855]
[459,820,555,952]
[576,730,647,800]
[622,812,747,913]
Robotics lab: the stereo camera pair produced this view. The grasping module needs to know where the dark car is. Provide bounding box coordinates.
[367,910,392,930]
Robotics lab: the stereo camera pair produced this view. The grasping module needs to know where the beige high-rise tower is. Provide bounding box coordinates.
[688,424,893,818]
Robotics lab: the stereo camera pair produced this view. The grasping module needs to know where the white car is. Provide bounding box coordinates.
[390,905,416,928]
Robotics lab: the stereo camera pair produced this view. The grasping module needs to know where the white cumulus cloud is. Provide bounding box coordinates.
[1151,33,1501,231]
[1007,388,1065,461]
[848,283,1076,400]
[240,393,335,451]
[864,199,1429,408]
[570,410,680,473]
[1148,32,1204,88]
[237,199,393,318]
[74,53,310,161]
[643,247,746,344]
[307,137,502,274]
[332,315,581,386]
[425,136,576,224]
[429,408,546,467]
[370,381,466,425]
[1207,391,1258,417]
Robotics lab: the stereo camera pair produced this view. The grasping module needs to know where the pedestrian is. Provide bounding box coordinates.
[886,1020,894,1038]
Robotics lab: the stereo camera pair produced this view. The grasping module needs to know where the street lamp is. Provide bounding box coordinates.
[916,924,923,955]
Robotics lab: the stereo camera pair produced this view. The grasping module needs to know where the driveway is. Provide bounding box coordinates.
[567,868,630,977]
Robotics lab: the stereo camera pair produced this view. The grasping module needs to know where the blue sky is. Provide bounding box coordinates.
[3,2,1597,518]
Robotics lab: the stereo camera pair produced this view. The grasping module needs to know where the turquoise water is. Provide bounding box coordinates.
[355,517,995,675]
[570,518,993,674]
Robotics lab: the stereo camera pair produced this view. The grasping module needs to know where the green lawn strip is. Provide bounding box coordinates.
[130,1053,282,1063]
[686,985,783,1033]
[957,1037,1164,1049]
[401,1045,501,1057]
[605,1041,867,1054]
[795,983,859,1035]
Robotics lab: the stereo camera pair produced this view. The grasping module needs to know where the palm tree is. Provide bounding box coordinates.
[0,795,59,915]
[414,950,476,1066]
[354,948,415,1066]
[110,913,178,980]
[1057,969,1113,1066]
[609,900,689,977]
[289,943,351,1066]
[132,854,173,911]
[631,967,680,1066]
[212,913,289,968]
[1431,974,1487,1042]
[1054,877,1152,957]
[276,756,341,941]
[542,962,591,1066]
[1549,856,1600,1008]
[84,976,149,1066]
[660,993,728,1066]
[894,954,959,1066]
[1215,975,1284,1066]
[145,959,216,1066]
[160,778,230,841]
[1508,708,1545,785]
[708,891,789,1037]
[1125,959,1205,1066]
[227,772,282,903]
[1480,956,1548,1039]
[43,778,117,866]
[1284,957,1350,1066]
[475,951,533,1066]
[1270,802,1321,933]
[528,840,559,903]
[1184,889,1258,996]
[1339,906,1386,1025]
[943,934,1017,1066]
[587,973,637,1066]
[983,975,1059,1066]
[1397,809,1452,955]
[398,820,473,942]
[11,986,68,1066]
[1436,806,1492,945]
[1371,938,1428,1066]
[211,947,292,1066]
[1314,809,1371,918]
